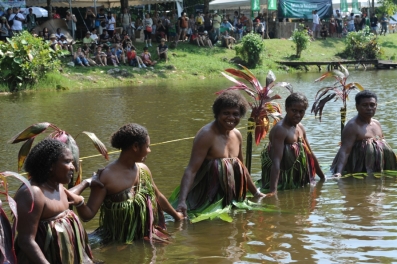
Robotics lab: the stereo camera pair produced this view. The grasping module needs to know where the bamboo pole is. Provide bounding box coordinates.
[245,117,255,173]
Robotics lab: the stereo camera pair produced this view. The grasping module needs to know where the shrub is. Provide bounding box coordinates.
[342,26,381,60]
[0,31,65,92]
[235,32,265,68]
[291,24,310,58]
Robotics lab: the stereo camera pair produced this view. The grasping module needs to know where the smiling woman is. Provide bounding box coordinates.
[13,138,93,263]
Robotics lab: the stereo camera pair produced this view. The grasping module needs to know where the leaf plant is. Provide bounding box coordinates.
[0,171,34,264]
[9,122,109,188]
[311,65,365,135]
[217,65,293,172]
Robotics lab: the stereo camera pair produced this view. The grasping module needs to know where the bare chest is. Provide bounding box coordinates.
[207,135,240,159]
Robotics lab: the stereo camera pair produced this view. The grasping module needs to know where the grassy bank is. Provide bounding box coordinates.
[3,32,396,92]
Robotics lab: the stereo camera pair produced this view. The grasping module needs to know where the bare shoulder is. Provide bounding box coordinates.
[344,116,360,131]
[15,184,44,210]
[269,121,289,139]
[137,162,152,175]
[194,122,216,142]
[232,128,242,139]
[297,123,306,132]
[372,118,382,127]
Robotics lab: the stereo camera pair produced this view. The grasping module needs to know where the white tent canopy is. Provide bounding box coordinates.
[209,0,250,10]
[332,0,379,8]
[209,0,269,10]
[26,0,181,8]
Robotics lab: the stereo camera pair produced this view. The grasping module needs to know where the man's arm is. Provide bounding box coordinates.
[332,122,357,176]
[301,124,325,180]
[15,186,50,263]
[176,129,212,216]
[267,126,287,195]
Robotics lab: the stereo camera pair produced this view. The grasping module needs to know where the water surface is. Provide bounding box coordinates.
[1,70,396,263]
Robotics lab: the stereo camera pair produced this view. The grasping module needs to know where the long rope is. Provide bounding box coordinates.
[78,98,397,161]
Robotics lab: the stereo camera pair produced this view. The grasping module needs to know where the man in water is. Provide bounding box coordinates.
[332,90,397,176]
[176,91,265,216]
[261,93,325,195]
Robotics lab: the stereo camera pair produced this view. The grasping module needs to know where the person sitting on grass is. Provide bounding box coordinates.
[90,28,99,44]
[201,31,213,48]
[54,28,64,40]
[74,47,90,67]
[157,38,168,62]
[105,45,119,66]
[95,45,107,66]
[320,21,328,40]
[83,31,96,51]
[255,19,265,39]
[49,34,62,51]
[112,43,126,65]
[112,31,121,43]
[222,30,235,49]
[121,33,133,49]
[141,46,157,66]
[126,45,146,68]
[305,25,315,41]
[190,30,205,46]
[59,35,74,54]
[100,28,111,44]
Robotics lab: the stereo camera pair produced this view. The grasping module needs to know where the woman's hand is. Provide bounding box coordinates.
[64,189,84,207]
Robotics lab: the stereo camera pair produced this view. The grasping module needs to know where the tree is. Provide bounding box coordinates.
[378,0,397,16]
[120,0,128,12]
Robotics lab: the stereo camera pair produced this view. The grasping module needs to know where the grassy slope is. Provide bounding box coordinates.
[7,33,396,92]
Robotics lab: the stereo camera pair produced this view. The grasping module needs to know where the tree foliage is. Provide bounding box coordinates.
[235,33,265,68]
[342,26,381,60]
[0,31,65,92]
[291,24,310,58]
[377,0,397,16]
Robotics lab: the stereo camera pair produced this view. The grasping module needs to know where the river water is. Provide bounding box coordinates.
[1,70,397,263]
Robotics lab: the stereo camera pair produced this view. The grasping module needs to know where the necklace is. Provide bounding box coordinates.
[44,182,58,191]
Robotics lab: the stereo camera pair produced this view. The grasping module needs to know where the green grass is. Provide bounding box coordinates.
[4,32,397,92]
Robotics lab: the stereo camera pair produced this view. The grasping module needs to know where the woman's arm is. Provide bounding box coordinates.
[15,186,50,263]
[140,164,184,221]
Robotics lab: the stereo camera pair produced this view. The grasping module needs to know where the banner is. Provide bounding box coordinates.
[268,0,277,10]
[278,0,333,19]
[251,0,260,11]
[340,0,348,12]
[0,0,26,11]
[351,0,360,12]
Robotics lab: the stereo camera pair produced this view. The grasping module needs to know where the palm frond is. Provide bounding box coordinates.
[311,93,337,121]
[8,122,51,144]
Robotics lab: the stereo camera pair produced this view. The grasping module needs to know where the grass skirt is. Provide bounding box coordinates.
[15,209,93,264]
[260,138,316,191]
[89,166,168,245]
[331,138,397,174]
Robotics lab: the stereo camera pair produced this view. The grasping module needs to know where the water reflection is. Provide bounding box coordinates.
[1,70,397,263]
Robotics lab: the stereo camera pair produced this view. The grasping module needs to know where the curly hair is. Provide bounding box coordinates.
[285,92,309,109]
[355,90,377,105]
[212,91,248,118]
[24,138,68,184]
[111,123,148,150]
